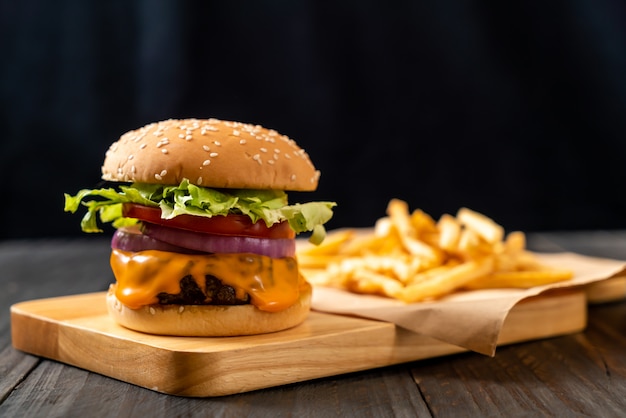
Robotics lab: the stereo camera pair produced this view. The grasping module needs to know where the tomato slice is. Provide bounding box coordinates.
[122,203,295,239]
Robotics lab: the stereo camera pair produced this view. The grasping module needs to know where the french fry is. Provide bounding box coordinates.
[504,231,526,253]
[346,269,405,298]
[298,229,355,256]
[340,233,390,256]
[297,253,346,269]
[410,209,438,239]
[299,268,335,286]
[493,252,519,272]
[397,257,494,302]
[374,229,406,256]
[436,214,461,252]
[457,207,504,244]
[512,250,547,271]
[387,199,441,262]
[456,228,493,259]
[374,216,393,236]
[333,256,404,283]
[406,259,462,286]
[296,199,574,303]
[465,269,574,290]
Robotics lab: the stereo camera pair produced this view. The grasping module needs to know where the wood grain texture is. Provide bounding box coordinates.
[11,290,586,397]
[586,276,626,304]
[1,234,626,417]
[411,300,626,416]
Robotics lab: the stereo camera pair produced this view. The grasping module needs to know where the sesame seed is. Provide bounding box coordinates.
[179,306,185,313]
[273,154,279,160]
[260,147,267,153]
[149,307,156,315]
[284,153,291,159]
[178,134,185,138]
[160,169,167,176]
[140,143,147,149]
[214,141,221,146]
[233,129,240,136]
[203,145,210,152]
[162,149,168,154]
[197,177,203,185]
[252,154,262,164]
[268,160,275,165]
[128,154,134,160]
[203,160,211,166]
[185,135,193,140]
[209,152,218,157]
[291,174,296,181]
[274,148,281,153]
[239,139,247,145]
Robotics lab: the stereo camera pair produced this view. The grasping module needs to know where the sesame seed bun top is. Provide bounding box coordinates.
[101,118,321,191]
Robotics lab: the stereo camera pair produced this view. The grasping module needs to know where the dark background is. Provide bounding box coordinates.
[2,1,626,240]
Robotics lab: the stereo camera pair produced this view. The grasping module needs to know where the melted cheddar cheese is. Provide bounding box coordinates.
[110,249,302,312]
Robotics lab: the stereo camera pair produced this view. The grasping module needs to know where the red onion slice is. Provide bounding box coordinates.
[112,228,201,254]
[141,222,296,258]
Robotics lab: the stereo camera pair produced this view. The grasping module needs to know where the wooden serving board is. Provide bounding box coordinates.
[11,290,586,397]
[585,276,626,304]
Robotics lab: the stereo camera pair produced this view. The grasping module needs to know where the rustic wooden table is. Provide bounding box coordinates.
[1,231,626,417]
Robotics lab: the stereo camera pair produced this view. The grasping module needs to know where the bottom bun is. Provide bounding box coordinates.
[106,282,312,337]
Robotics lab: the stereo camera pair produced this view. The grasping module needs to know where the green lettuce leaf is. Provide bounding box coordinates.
[64,180,336,241]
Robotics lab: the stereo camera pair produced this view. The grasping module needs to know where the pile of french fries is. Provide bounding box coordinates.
[297,199,573,303]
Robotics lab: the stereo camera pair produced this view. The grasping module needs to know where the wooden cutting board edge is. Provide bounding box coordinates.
[10,289,587,397]
[585,276,626,304]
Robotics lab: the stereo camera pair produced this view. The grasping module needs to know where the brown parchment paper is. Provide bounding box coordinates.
[309,253,626,356]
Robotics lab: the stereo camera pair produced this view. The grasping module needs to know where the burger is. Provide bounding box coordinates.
[64,118,335,336]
